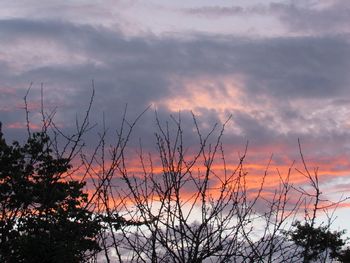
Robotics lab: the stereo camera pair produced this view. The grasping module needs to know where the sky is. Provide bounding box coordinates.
[1,0,350,230]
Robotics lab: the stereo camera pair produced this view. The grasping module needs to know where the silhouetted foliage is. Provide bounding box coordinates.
[289,221,348,262]
[0,126,101,262]
[338,247,350,262]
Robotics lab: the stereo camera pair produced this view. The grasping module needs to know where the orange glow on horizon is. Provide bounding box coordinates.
[74,149,350,209]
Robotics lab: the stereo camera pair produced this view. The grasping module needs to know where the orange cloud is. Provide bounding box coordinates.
[5,122,41,130]
[151,74,249,124]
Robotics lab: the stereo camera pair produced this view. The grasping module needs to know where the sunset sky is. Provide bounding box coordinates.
[1,0,350,229]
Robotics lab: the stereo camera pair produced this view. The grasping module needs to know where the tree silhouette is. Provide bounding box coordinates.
[289,221,349,263]
[0,125,101,262]
[290,221,343,262]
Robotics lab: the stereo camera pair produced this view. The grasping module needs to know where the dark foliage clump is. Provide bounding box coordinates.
[289,221,350,262]
[0,126,101,263]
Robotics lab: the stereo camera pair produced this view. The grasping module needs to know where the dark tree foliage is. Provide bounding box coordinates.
[338,248,350,262]
[289,221,348,262]
[0,126,101,263]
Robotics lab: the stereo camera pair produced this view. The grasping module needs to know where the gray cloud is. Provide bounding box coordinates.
[0,17,349,161]
[271,1,350,34]
[180,1,350,36]
[182,6,247,17]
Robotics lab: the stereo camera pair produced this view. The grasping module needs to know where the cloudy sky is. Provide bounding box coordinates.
[1,0,350,228]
